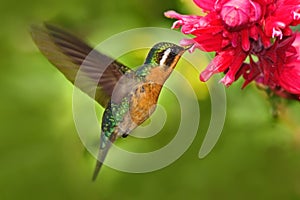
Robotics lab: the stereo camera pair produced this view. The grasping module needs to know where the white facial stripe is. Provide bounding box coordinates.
[159,48,172,66]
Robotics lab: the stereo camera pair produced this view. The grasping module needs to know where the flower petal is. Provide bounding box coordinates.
[200,48,238,82]
[193,0,216,12]
[276,33,300,95]
[220,49,248,86]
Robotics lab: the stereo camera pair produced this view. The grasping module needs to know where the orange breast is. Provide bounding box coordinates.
[145,66,173,85]
[129,82,163,126]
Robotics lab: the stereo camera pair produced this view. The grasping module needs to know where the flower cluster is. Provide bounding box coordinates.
[165,0,300,100]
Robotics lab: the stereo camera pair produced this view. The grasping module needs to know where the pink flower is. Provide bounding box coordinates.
[165,0,300,100]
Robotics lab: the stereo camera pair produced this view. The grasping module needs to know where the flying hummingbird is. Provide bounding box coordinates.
[30,23,188,181]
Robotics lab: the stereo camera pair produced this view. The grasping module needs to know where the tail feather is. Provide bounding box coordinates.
[92,133,117,181]
[92,147,109,181]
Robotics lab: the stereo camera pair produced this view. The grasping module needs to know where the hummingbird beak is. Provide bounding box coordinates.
[183,44,194,51]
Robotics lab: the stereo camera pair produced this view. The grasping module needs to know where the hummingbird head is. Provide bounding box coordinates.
[145,42,186,68]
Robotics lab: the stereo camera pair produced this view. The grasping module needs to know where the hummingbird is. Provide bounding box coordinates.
[30,23,188,181]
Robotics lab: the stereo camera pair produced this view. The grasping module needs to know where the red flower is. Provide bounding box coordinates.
[272,33,300,98]
[165,0,300,100]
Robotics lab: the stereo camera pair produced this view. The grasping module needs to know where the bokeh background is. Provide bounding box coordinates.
[1,0,300,199]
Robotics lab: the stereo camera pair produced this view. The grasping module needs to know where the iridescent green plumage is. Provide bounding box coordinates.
[30,23,186,181]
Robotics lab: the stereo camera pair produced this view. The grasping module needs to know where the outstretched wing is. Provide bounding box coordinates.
[30,23,132,107]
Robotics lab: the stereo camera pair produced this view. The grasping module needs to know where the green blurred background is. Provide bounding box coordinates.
[1,0,300,199]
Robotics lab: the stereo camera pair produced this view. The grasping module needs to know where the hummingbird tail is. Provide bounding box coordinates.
[92,133,117,181]
[92,148,108,181]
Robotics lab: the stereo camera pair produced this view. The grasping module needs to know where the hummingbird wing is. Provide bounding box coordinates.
[30,23,133,107]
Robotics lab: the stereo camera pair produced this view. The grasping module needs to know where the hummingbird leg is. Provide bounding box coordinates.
[122,133,129,138]
[121,128,131,138]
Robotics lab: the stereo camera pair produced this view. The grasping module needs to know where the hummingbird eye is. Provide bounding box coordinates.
[158,48,172,66]
[145,42,184,66]
[159,47,180,67]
